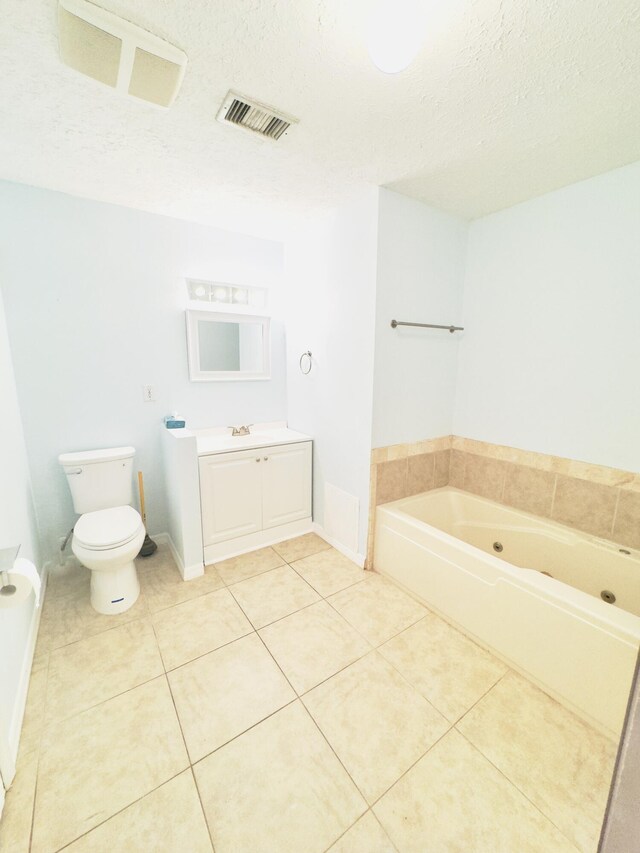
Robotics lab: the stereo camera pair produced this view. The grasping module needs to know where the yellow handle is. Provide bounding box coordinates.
[138,471,146,525]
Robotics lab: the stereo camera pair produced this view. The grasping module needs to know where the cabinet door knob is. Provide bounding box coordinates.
[263,456,269,461]
[255,458,261,462]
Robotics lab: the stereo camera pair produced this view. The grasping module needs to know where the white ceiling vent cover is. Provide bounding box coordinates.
[58,0,187,108]
[217,91,298,141]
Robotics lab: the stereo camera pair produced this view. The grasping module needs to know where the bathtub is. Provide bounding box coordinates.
[375,487,640,738]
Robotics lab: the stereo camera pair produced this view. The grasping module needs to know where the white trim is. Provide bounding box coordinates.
[185,309,271,382]
[312,523,366,568]
[1,561,50,788]
[149,532,204,581]
[202,518,313,565]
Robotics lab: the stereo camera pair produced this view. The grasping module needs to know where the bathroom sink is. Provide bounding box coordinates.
[196,427,311,456]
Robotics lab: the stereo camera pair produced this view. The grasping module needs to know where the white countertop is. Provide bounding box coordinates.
[194,424,312,456]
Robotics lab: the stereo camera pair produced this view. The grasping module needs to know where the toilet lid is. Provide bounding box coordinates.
[74,506,143,550]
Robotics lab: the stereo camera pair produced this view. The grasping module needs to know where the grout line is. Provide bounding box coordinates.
[296,700,371,813]
[189,765,217,853]
[52,769,189,852]
[161,627,255,675]
[163,669,196,771]
[452,670,510,727]
[27,650,51,853]
[227,586,322,632]
[296,646,374,699]
[549,473,559,518]
[190,696,299,767]
[454,728,581,850]
[610,487,621,537]
[368,724,454,809]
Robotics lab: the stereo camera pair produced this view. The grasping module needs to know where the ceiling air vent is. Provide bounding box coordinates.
[217,91,298,141]
[58,0,187,108]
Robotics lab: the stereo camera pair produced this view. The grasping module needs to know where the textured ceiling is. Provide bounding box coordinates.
[1,0,639,236]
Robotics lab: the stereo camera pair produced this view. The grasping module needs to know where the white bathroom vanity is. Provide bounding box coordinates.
[162,423,312,578]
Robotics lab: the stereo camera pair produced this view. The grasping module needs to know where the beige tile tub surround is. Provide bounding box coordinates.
[368,434,640,564]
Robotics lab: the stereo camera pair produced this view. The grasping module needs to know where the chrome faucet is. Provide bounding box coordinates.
[229,425,252,436]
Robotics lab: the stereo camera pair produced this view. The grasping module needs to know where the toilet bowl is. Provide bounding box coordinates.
[72,505,146,615]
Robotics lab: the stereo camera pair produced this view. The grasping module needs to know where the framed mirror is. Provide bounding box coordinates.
[186,310,271,381]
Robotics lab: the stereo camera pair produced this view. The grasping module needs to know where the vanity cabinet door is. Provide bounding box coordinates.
[261,442,312,530]
[199,450,263,545]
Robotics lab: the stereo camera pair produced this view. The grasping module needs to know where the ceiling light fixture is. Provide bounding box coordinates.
[368,0,428,74]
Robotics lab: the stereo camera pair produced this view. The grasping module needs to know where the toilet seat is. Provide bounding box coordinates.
[74,506,143,551]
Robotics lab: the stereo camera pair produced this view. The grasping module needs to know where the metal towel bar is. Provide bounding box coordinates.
[390,319,464,334]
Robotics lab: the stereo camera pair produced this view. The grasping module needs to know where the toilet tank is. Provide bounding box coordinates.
[59,446,136,513]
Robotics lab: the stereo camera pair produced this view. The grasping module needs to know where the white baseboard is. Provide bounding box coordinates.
[312,523,366,568]
[3,561,50,787]
[150,532,204,581]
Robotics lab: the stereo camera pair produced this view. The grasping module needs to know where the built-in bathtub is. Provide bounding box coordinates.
[375,487,640,738]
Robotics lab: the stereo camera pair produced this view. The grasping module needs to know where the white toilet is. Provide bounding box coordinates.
[59,446,146,615]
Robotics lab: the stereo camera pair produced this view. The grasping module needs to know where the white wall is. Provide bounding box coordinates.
[0,181,286,562]
[285,188,379,559]
[454,161,640,472]
[372,189,468,448]
[0,286,41,774]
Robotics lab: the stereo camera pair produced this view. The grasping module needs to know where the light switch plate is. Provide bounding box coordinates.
[142,384,156,402]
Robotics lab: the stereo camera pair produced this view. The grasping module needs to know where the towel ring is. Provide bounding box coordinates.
[299,351,312,375]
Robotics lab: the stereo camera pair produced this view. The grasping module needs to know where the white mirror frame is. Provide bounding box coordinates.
[186,309,271,381]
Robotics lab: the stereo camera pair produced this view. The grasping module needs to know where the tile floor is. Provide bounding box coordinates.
[0,532,618,852]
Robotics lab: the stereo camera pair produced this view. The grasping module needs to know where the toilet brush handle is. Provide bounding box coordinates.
[138,471,147,526]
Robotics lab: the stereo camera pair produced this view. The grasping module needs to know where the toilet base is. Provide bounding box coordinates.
[90,561,140,615]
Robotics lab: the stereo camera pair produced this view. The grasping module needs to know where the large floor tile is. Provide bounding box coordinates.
[194,701,366,853]
[291,548,366,597]
[229,564,320,628]
[169,633,295,762]
[304,652,449,803]
[259,600,370,693]
[374,730,576,853]
[327,812,397,853]
[45,559,89,600]
[328,574,426,646]
[139,553,223,613]
[17,666,48,757]
[214,545,284,585]
[457,672,617,851]
[37,584,148,652]
[272,532,331,563]
[152,588,252,670]
[64,770,213,853]
[46,618,163,722]
[0,749,38,853]
[378,613,508,722]
[32,677,189,853]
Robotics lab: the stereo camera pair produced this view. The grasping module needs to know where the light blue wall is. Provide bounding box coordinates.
[454,161,640,471]
[372,189,468,448]
[285,188,379,558]
[0,181,286,562]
